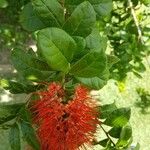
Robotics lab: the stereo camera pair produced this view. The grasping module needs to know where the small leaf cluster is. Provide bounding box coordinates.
[94,103,140,150]
[0,103,40,150]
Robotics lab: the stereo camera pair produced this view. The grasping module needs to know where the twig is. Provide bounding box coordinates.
[128,0,143,44]
[100,125,116,146]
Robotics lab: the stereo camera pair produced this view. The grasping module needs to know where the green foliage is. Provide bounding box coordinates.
[0,103,23,125]
[63,1,96,37]
[1,79,44,94]
[19,107,40,150]
[32,0,64,27]
[1,0,149,149]
[9,123,21,150]
[20,3,46,31]
[94,103,134,149]
[11,48,52,81]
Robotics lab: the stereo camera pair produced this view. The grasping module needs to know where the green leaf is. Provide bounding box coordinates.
[19,107,40,150]
[32,0,64,27]
[11,48,51,81]
[108,127,122,138]
[38,27,77,62]
[9,123,21,150]
[20,121,40,150]
[0,0,8,8]
[73,36,86,58]
[116,125,132,148]
[0,103,23,125]
[90,0,112,17]
[107,55,120,69]
[63,1,96,37]
[38,28,77,72]
[98,138,110,147]
[104,108,131,127]
[65,0,112,17]
[70,52,107,77]
[76,76,106,90]
[1,79,44,94]
[86,29,108,52]
[100,102,117,119]
[20,3,46,31]
[76,68,109,90]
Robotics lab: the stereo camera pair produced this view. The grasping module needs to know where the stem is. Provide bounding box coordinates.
[25,93,33,107]
[100,125,116,146]
[128,0,143,43]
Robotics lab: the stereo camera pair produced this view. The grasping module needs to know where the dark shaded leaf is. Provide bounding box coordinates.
[0,103,23,125]
[108,127,122,138]
[20,120,40,150]
[99,138,110,147]
[9,123,21,150]
[11,48,51,81]
[20,3,46,31]
[19,107,40,150]
[1,79,44,94]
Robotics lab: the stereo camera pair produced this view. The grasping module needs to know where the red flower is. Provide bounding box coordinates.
[31,83,99,150]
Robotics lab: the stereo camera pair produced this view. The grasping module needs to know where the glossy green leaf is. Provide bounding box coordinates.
[11,48,51,81]
[104,108,131,127]
[32,0,64,27]
[76,68,109,90]
[20,3,46,31]
[9,123,21,150]
[0,103,23,125]
[65,0,112,17]
[116,125,132,148]
[63,1,96,37]
[70,52,107,77]
[100,102,117,119]
[38,28,78,72]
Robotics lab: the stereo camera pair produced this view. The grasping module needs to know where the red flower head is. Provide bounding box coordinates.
[31,82,99,150]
